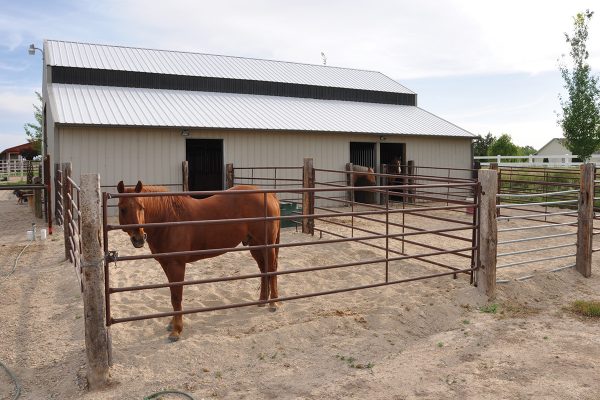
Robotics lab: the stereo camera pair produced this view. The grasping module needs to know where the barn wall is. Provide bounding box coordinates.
[56,126,472,213]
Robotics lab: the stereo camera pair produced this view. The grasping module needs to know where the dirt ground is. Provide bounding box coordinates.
[1,190,599,400]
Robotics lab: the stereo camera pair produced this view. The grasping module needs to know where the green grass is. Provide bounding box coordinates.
[335,354,374,370]
[570,300,600,317]
[479,303,498,314]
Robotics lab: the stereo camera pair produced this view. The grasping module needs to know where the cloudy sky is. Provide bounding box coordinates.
[1,0,599,152]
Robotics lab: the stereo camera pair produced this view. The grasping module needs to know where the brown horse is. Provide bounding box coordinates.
[116,181,281,342]
[351,165,376,203]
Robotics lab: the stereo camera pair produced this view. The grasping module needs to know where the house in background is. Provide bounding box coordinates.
[0,142,37,162]
[535,138,600,163]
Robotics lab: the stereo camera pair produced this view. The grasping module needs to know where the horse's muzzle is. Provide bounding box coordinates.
[131,233,147,248]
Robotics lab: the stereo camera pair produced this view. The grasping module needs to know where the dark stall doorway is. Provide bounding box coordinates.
[186,139,223,197]
[350,142,376,203]
[380,142,406,201]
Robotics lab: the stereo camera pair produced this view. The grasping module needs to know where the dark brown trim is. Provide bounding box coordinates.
[52,66,416,106]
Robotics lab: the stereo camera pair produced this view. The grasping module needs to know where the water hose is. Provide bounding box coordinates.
[144,390,195,400]
[0,360,21,399]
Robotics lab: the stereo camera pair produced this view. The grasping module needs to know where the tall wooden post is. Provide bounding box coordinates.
[477,169,497,298]
[407,160,415,204]
[226,163,234,189]
[346,162,354,203]
[80,174,110,389]
[62,162,72,261]
[44,155,53,234]
[576,163,594,277]
[182,161,189,192]
[302,158,315,235]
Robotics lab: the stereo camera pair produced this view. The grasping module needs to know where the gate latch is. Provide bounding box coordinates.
[106,250,119,265]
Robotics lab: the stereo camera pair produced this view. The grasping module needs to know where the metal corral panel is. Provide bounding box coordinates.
[49,84,473,138]
[45,40,414,94]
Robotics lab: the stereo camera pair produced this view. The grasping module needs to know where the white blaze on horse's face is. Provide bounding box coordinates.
[117,180,147,248]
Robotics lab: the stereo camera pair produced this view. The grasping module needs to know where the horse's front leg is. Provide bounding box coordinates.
[159,260,186,342]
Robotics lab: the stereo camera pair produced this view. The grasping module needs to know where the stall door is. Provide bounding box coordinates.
[186,139,223,196]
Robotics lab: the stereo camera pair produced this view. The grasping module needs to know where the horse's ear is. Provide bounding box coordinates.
[135,180,143,193]
[117,181,124,193]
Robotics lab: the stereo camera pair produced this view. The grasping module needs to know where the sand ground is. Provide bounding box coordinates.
[1,190,599,400]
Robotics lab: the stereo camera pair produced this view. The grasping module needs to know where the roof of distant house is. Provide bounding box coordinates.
[0,142,36,156]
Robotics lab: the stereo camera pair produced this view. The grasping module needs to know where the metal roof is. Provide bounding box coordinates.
[48,84,473,138]
[44,40,414,95]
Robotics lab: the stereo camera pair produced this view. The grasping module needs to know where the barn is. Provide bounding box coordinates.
[42,40,474,200]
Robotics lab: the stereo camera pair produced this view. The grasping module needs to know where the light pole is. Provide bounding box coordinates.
[27,43,44,160]
[28,43,49,229]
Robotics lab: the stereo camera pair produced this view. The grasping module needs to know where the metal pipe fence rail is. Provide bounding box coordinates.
[231,165,304,213]
[55,168,64,226]
[101,182,480,325]
[66,176,83,290]
[495,188,580,282]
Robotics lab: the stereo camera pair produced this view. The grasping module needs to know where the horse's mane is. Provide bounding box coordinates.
[124,185,189,220]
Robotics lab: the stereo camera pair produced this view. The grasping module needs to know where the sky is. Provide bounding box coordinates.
[1,0,599,152]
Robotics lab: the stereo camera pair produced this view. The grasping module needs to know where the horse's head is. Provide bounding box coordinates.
[366,168,377,185]
[117,180,147,248]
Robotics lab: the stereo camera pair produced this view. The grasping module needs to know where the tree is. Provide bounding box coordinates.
[23,91,42,153]
[473,132,495,156]
[488,133,519,156]
[558,10,600,162]
[518,145,537,156]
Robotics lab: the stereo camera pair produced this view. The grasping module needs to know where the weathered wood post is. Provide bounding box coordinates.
[477,169,497,298]
[576,163,594,277]
[44,155,53,235]
[226,163,234,189]
[345,162,354,203]
[62,162,73,261]
[182,161,189,192]
[407,160,415,204]
[302,158,315,235]
[80,173,110,389]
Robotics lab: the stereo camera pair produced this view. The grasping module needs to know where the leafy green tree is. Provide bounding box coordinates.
[518,145,537,156]
[488,133,519,156]
[473,132,495,156]
[558,10,600,162]
[23,91,42,153]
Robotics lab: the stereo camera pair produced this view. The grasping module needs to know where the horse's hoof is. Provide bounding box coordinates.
[268,303,279,312]
[257,302,267,308]
[168,334,180,343]
[166,322,173,332]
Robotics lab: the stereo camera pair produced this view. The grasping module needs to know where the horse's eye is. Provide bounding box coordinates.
[119,208,126,214]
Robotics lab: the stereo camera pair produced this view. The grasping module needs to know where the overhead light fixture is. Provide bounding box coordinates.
[181,129,190,137]
[380,136,387,141]
[28,44,42,56]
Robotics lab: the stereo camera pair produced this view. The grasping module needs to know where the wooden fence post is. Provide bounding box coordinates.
[80,173,110,389]
[302,158,315,235]
[182,161,189,192]
[62,162,72,261]
[44,155,53,235]
[346,162,354,203]
[477,169,497,298]
[407,160,415,204]
[226,163,234,189]
[576,163,594,277]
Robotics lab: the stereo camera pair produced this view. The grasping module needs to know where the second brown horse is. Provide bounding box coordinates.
[117,181,281,342]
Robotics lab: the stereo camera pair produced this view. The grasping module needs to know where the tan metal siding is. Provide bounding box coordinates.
[57,126,472,197]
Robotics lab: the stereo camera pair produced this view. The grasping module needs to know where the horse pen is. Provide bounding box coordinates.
[1,162,600,399]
